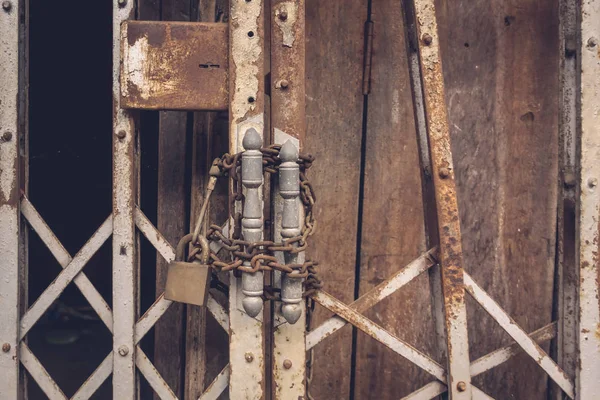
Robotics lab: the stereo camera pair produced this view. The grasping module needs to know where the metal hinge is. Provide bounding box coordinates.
[362,20,374,95]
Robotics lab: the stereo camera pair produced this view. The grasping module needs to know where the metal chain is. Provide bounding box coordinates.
[185,144,322,298]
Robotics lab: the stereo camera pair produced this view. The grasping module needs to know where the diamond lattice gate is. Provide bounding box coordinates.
[0,0,599,399]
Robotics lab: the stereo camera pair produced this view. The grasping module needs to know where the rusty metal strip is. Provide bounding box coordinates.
[463,273,574,397]
[198,365,230,400]
[306,248,437,349]
[578,1,600,398]
[0,0,21,395]
[411,1,472,397]
[556,0,579,390]
[112,0,137,396]
[19,216,112,340]
[402,385,494,400]
[21,198,114,332]
[136,347,177,400]
[271,4,307,396]
[20,343,67,400]
[71,353,113,400]
[228,0,266,398]
[405,322,557,399]
[120,21,229,111]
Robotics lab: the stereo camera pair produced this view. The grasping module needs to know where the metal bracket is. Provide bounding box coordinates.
[120,21,229,111]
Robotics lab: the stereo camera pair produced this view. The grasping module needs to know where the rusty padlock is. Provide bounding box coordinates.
[165,233,211,307]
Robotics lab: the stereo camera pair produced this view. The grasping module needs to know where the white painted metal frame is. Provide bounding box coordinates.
[578,0,600,397]
[0,1,21,397]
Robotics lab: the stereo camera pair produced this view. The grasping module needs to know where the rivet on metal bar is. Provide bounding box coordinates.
[279,140,303,324]
[241,128,264,317]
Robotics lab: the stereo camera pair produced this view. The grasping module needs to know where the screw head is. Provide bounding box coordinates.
[564,172,577,188]
[278,10,288,21]
[2,343,11,353]
[283,359,292,369]
[457,381,467,392]
[422,33,433,46]
[588,178,598,188]
[118,345,129,357]
[279,79,290,90]
[118,0,127,7]
[245,352,254,363]
[2,1,11,11]
[588,37,598,48]
[116,130,126,140]
[2,131,13,141]
[438,167,450,179]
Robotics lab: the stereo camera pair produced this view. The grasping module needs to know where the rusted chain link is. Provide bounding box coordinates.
[186,144,322,298]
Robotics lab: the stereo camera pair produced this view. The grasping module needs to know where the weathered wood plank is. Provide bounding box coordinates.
[150,2,193,398]
[353,1,436,397]
[435,1,560,398]
[304,0,367,397]
[185,2,230,399]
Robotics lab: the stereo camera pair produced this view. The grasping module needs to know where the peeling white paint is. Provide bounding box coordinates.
[274,2,298,48]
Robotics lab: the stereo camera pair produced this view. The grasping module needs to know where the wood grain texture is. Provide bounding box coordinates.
[304,0,366,398]
[352,1,436,398]
[435,1,559,398]
[149,1,193,398]
[185,3,230,399]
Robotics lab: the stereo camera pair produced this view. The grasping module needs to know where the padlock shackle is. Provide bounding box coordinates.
[175,232,210,264]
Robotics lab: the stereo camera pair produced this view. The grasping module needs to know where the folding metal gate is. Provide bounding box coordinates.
[1,0,599,399]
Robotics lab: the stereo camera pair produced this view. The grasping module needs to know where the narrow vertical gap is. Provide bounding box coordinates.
[349,1,373,398]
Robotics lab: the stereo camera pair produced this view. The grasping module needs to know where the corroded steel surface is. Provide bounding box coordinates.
[121,21,228,111]
[412,0,472,398]
[578,0,600,397]
[113,0,137,397]
[228,0,266,398]
[0,0,21,395]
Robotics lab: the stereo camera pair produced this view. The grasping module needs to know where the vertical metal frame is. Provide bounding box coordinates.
[113,0,137,397]
[228,0,266,398]
[411,1,472,398]
[578,0,600,397]
[271,0,307,398]
[0,0,21,397]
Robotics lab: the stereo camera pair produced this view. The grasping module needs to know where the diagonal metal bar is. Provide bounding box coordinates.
[134,208,228,343]
[20,216,113,340]
[21,198,114,333]
[306,248,437,349]
[71,353,113,400]
[470,321,556,377]
[20,343,67,400]
[312,290,446,381]
[464,273,574,398]
[136,346,177,400]
[198,364,229,400]
[403,322,557,399]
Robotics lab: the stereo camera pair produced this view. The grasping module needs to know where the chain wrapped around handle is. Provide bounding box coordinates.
[185,144,322,300]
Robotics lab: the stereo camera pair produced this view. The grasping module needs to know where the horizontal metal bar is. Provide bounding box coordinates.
[198,364,229,400]
[20,343,67,400]
[19,216,113,340]
[306,249,436,349]
[71,353,113,400]
[464,273,574,398]
[312,290,446,381]
[136,346,177,400]
[21,197,114,332]
[404,322,557,399]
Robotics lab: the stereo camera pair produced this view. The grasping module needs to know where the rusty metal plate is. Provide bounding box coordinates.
[120,21,228,111]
